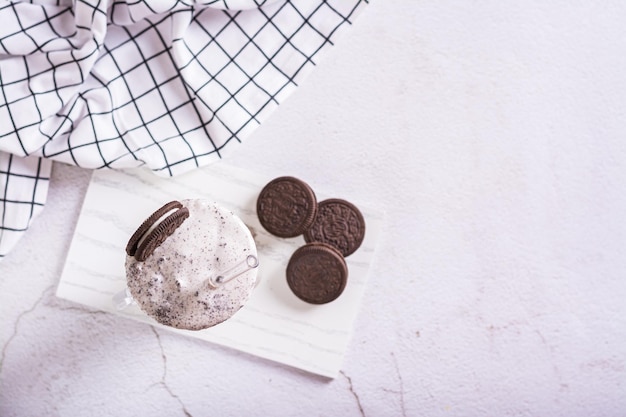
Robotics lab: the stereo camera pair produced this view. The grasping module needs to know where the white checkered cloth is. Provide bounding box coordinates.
[0,0,368,260]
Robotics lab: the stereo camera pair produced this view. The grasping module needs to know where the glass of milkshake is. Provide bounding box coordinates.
[115,199,259,330]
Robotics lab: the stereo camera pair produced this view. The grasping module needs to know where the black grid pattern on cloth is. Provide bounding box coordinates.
[0,0,369,259]
[0,153,51,260]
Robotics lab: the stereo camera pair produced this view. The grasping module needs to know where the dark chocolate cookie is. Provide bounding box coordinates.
[126,200,189,261]
[286,243,348,304]
[304,198,365,257]
[257,176,317,238]
[135,207,189,261]
[126,200,182,257]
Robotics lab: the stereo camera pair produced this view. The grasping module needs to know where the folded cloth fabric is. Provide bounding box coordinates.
[0,0,368,260]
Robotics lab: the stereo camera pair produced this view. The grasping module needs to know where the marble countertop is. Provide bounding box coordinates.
[2,2,625,416]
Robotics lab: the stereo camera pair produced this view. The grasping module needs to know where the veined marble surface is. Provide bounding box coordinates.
[57,164,383,378]
[2,1,626,416]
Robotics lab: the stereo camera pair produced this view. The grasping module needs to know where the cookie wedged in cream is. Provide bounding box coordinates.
[125,199,258,330]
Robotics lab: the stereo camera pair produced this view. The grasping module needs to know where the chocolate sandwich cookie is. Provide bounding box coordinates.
[304,198,365,257]
[126,200,189,262]
[257,176,317,238]
[286,242,348,304]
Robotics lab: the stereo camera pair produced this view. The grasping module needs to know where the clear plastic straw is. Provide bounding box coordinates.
[207,254,259,288]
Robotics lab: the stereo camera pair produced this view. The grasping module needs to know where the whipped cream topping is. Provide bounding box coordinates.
[125,199,258,330]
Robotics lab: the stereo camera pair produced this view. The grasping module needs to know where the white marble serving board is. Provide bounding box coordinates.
[56,163,383,378]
